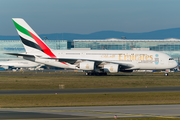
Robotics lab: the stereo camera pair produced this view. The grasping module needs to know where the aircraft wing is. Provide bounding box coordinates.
[45,57,134,69]
[5,53,134,69]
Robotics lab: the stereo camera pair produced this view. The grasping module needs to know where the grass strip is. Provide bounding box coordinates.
[0,72,180,89]
[1,92,180,107]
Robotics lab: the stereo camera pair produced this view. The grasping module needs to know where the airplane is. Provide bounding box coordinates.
[6,18,178,76]
[0,60,43,70]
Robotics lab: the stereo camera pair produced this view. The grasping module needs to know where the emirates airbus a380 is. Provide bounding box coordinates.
[7,18,177,76]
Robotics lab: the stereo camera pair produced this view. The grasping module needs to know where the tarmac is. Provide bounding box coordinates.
[1,86,180,95]
[1,104,180,119]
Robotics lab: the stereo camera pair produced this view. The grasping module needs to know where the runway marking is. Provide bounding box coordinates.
[2,108,180,119]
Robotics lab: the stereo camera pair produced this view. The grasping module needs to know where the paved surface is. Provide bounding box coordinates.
[1,104,180,119]
[1,87,180,95]
[0,111,85,120]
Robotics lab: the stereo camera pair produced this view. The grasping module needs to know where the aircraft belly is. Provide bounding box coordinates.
[138,62,155,70]
[138,63,166,70]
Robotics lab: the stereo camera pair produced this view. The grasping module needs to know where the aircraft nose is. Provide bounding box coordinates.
[173,60,178,68]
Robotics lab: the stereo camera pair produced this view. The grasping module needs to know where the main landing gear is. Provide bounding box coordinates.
[85,72,107,76]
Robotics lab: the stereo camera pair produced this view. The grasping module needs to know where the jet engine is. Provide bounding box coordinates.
[103,64,119,73]
[79,61,95,70]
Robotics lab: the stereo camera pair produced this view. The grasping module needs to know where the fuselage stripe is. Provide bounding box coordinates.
[20,36,44,52]
[28,30,56,58]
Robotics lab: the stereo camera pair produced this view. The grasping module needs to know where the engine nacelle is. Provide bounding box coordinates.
[79,61,95,70]
[104,64,119,73]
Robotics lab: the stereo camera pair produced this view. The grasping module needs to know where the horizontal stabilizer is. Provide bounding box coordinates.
[5,53,35,57]
[5,53,36,62]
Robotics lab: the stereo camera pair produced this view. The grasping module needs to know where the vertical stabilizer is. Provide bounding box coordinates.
[12,18,56,58]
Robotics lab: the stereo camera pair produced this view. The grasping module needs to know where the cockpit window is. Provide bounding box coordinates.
[169,58,174,60]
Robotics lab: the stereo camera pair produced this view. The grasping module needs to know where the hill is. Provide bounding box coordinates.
[1,28,180,40]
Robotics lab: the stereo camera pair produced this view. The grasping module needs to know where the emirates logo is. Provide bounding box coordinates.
[86,64,89,69]
[110,66,113,71]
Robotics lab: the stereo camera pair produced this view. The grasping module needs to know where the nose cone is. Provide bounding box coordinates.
[172,60,178,68]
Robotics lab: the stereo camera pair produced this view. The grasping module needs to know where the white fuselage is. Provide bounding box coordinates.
[27,50,177,70]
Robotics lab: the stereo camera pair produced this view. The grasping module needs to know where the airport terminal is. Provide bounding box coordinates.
[0,40,72,59]
[74,38,180,60]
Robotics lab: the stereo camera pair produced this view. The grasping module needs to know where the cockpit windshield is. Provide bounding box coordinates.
[169,58,174,60]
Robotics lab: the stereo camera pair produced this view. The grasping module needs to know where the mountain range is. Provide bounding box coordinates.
[1,28,180,41]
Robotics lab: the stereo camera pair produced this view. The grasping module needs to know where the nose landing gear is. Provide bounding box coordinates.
[164,73,168,76]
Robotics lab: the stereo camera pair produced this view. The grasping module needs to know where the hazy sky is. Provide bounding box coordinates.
[1,0,180,35]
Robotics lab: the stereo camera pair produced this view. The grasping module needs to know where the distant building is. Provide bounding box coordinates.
[0,40,71,59]
[74,38,180,61]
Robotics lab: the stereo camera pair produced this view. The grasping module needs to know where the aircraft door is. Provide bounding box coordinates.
[159,58,164,65]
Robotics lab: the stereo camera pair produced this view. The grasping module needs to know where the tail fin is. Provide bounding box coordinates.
[12,18,56,58]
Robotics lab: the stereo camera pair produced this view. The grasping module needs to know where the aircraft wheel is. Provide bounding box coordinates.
[95,73,100,76]
[85,72,89,76]
[100,72,107,76]
[99,73,103,76]
[164,73,168,76]
[90,73,93,75]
